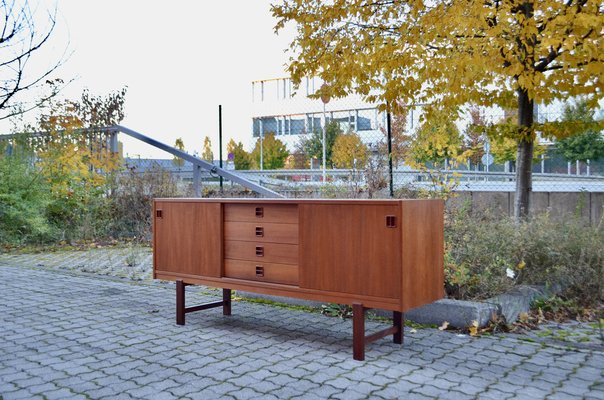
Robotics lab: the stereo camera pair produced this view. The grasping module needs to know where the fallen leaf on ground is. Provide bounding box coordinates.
[468,320,479,336]
[438,321,450,331]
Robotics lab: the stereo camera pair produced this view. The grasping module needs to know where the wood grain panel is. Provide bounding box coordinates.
[154,201,221,277]
[401,200,444,311]
[224,222,298,244]
[224,240,298,265]
[299,204,401,299]
[224,260,298,285]
[224,204,298,223]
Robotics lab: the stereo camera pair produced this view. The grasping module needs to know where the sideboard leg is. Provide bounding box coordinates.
[176,279,186,326]
[352,303,365,361]
[223,289,232,316]
[393,311,404,344]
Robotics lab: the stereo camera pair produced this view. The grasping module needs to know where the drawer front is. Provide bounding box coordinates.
[224,240,298,265]
[224,204,298,224]
[224,222,298,244]
[224,260,299,285]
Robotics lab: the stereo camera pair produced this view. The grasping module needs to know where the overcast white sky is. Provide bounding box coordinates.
[14,0,295,158]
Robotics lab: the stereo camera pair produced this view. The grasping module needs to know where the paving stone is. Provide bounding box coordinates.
[478,389,514,399]
[304,384,343,398]
[45,388,79,400]
[331,388,374,400]
[2,389,46,400]
[514,386,554,398]
[548,391,583,400]
[373,385,420,399]
[265,385,306,399]
[437,390,475,400]
[412,384,449,398]
[556,382,591,396]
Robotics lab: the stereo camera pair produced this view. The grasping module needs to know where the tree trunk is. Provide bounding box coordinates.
[514,89,534,220]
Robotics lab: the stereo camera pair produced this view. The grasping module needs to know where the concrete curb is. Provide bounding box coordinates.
[239,284,551,329]
[489,285,552,323]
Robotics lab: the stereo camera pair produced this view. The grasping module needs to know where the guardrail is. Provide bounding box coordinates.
[233,169,604,193]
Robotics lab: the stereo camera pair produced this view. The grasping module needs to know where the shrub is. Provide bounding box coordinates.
[107,165,179,241]
[0,154,55,245]
[445,207,604,307]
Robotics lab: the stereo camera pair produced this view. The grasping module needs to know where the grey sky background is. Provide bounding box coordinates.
[9,0,295,158]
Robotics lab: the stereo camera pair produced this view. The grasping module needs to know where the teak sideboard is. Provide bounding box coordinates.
[153,198,444,360]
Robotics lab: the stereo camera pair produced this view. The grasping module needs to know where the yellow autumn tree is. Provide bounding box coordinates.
[173,138,185,168]
[408,108,469,168]
[202,136,214,162]
[273,0,604,218]
[34,88,127,197]
[25,88,127,234]
[332,132,368,169]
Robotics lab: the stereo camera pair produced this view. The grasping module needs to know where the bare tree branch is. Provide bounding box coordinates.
[0,0,68,120]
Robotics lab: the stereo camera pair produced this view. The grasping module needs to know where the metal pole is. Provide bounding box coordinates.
[193,165,201,197]
[219,105,223,190]
[322,102,326,181]
[260,132,263,171]
[387,110,393,198]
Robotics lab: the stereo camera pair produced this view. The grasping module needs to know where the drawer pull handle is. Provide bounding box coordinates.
[156,210,163,219]
[255,207,264,217]
[255,266,264,277]
[386,215,397,228]
[255,226,264,237]
[255,246,264,257]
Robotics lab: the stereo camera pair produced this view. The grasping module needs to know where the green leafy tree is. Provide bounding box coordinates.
[273,0,604,219]
[173,138,185,168]
[251,133,289,169]
[556,100,604,164]
[297,120,342,168]
[332,132,368,169]
[201,136,214,162]
[227,138,252,170]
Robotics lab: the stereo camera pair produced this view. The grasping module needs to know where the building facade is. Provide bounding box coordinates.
[251,77,389,150]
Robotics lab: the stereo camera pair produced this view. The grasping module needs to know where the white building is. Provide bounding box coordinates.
[251,77,389,150]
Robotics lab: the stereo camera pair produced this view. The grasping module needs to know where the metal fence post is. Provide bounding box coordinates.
[193,165,201,197]
[387,109,393,198]
[219,105,223,190]
[110,131,119,153]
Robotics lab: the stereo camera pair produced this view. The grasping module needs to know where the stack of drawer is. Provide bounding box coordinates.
[223,204,299,285]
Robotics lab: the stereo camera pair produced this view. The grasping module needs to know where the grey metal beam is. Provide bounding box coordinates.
[110,125,283,198]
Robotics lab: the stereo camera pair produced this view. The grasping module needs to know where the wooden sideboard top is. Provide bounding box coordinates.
[155,198,443,205]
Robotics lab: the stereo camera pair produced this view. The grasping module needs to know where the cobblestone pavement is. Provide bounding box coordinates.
[0,247,153,281]
[1,264,603,400]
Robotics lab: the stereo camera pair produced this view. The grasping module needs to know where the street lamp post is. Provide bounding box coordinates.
[320,84,330,182]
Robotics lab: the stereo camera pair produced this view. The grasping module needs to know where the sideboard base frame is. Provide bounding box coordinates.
[176,280,232,325]
[175,282,405,361]
[353,303,404,361]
